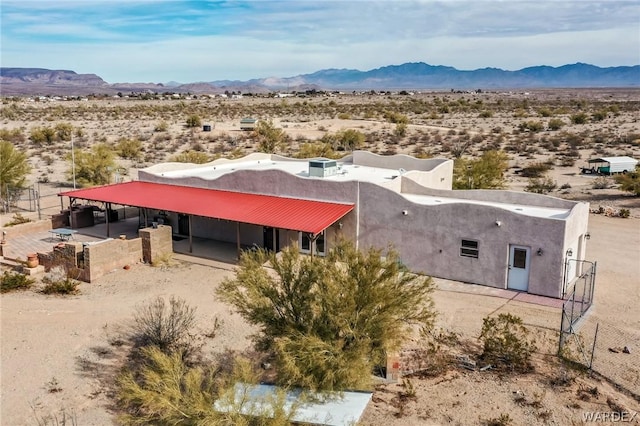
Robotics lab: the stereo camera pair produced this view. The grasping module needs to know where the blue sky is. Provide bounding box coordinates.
[2,1,639,83]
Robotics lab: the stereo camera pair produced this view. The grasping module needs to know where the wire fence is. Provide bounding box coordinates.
[2,184,70,220]
[559,260,640,399]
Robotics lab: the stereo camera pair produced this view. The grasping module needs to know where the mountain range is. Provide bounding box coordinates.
[1,62,638,96]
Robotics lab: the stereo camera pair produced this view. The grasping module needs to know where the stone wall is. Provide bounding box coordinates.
[2,219,52,239]
[83,238,142,282]
[139,225,173,265]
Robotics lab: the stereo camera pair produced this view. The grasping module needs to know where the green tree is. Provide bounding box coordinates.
[615,167,640,196]
[68,143,115,187]
[0,141,31,200]
[217,240,436,392]
[453,150,509,189]
[255,120,287,153]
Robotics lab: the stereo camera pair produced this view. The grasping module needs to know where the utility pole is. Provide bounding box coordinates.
[71,136,77,189]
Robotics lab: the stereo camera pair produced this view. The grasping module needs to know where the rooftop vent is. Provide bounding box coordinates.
[308,158,338,178]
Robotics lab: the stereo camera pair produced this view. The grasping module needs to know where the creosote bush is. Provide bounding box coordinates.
[1,271,35,293]
[479,313,536,372]
[41,266,80,295]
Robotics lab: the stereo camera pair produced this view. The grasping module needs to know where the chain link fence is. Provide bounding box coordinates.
[559,260,639,399]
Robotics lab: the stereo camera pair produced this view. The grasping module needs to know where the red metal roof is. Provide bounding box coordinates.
[59,181,354,235]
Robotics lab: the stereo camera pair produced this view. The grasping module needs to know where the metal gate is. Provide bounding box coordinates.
[558,260,597,366]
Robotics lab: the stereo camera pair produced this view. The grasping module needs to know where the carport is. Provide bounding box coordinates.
[586,156,638,175]
[59,181,354,257]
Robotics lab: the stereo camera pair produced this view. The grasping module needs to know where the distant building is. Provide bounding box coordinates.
[240,118,257,130]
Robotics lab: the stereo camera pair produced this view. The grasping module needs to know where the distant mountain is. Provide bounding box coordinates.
[239,62,640,90]
[1,62,639,96]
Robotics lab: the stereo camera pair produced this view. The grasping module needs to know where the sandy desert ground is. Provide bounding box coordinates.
[1,90,639,425]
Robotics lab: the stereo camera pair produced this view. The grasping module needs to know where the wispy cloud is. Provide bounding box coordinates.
[1,1,638,82]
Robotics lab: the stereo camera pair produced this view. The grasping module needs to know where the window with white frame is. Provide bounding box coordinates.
[299,231,326,256]
[460,239,479,258]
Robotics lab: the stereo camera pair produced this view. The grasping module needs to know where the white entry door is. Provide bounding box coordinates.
[507,245,530,291]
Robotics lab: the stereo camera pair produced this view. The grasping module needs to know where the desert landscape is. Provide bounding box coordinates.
[1,89,640,425]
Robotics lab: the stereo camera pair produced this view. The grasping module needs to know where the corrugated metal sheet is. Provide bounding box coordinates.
[59,181,353,235]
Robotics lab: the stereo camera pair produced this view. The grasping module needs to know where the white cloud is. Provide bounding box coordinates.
[1,1,638,82]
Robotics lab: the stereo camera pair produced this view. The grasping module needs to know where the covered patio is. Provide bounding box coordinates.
[58,181,354,262]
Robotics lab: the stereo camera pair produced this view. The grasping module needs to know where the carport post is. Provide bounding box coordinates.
[106,202,111,237]
[273,227,277,251]
[236,222,241,257]
[69,197,75,229]
[188,215,193,253]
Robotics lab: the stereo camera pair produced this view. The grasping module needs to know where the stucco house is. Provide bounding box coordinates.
[60,151,590,299]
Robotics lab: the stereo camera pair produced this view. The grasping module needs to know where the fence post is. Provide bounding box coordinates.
[589,323,599,371]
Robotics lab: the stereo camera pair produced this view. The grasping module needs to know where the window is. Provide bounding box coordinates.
[460,239,479,258]
[299,231,326,256]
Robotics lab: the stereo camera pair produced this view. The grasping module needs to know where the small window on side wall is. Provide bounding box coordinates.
[460,239,479,258]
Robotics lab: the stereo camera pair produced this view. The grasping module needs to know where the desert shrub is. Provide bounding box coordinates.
[54,123,74,141]
[384,111,409,124]
[154,120,169,132]
[335,128,365,151]
[592,176,610,189]
[547,118,565,131]
[482,413,513,426]
[3,212,32,227]
[453,150,509,189]
[117,347,296,425]
[591,110,608,121]
[559,183,572,190]
[116,138,143,160]
[0,128,26,144]
[337,112,351,119]
[615,168,640,196]
[29,126,57,145]
[295,142,337,159]
[479,110,493,118]
[520,162,551,178]
[479,313,536,372]
[185,114,202,128]
[570,112,588,124]
[0,271,35,293]
[518,121,544,132]
[132,296,196,351]
[170,150,211,164]
[68,143,116,187]
[619,208,630,218]
[254,120,287,153]
[41,267,80,295]
[537,108,553,117]
[394,122,408,137]
[525,177,557,194]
